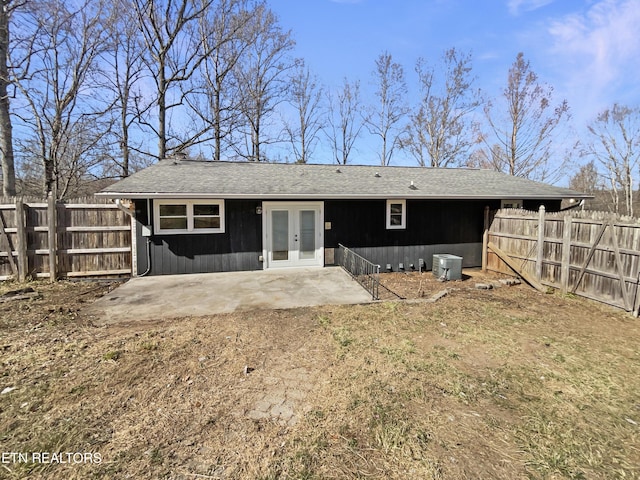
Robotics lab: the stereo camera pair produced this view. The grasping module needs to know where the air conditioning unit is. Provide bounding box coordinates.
[432,254,462,281]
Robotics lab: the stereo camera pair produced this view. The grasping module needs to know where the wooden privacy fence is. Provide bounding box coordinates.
[484,206,640,314]
[0,196,132,281]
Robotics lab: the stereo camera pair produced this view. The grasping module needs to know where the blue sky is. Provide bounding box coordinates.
[267,0,640,178]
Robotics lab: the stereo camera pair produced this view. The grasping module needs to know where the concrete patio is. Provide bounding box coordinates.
[85,267,373,324]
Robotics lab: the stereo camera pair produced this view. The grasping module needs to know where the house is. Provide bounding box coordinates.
[98,159,589,276]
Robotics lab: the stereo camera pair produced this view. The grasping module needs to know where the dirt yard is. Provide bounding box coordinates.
[1,270,639,479]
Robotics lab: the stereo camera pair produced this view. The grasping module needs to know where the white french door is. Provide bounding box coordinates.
[263,202,324,268]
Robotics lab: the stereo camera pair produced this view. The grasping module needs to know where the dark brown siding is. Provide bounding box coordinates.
[324,199,497,270]
[324,199,562,271]
[324,199,496,248]
[134,199,262,275]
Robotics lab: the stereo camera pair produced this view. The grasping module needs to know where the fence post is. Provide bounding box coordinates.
[560,214,572,293]
[482,206,490,272]
[0,205,18,277]
[536,205,546,282]
[15,199,28,282]
[48,194,57,282]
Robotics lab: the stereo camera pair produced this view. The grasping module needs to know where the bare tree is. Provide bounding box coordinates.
[13,0,110,197]
[184,0,254,161]
[99,0,153,178]
[132,0,215,160]
[233,3,295,161]
[482,52,570,182]
[569,160,600,195]
[326,78,363,165]
[53,115,113,198]
[284,61,323,163]
[585,104,640,216]
[366,51,408,166]
[404,48,482,167]
[0,0,24,197]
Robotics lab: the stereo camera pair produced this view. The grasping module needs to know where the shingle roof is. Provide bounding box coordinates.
[98,160,588,200]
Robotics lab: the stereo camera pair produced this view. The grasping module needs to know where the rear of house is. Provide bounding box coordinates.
[99,160,588,276]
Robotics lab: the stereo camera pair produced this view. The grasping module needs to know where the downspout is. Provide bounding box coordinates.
[560,199,585,212]
[139,237,152,277]
[114,198,133,216]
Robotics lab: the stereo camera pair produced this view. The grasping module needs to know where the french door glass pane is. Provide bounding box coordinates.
[272,210,289,261]
[299,210,315,260]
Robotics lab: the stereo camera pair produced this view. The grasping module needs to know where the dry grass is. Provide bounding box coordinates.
[0,274,639,479]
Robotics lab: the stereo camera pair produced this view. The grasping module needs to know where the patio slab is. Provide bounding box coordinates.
[85,267,373,324]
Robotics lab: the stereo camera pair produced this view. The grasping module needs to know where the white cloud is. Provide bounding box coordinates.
[547,0,640,115]
[507,0,555,15]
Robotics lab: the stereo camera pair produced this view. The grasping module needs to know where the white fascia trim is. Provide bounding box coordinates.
[98,192,591,200]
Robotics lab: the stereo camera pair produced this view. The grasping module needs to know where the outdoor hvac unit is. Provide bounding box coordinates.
[432,254,463,281]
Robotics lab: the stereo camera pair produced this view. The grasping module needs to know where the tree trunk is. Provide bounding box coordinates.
[120,79,130,177]
[214,86,221,162]
[0,1,15,197]
[121,123,130,177]
[0,81,15,197]
[157,64,167,160]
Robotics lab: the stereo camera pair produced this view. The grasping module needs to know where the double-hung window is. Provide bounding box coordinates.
[154,200,225,234]
[386,199,406,229]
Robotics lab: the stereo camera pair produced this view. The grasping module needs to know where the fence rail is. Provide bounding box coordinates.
[0,196,132,281]
[337,243,380,300]
[484,206,640,314]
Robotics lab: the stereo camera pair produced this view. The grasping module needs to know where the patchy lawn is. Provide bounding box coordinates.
[0,273,639,479]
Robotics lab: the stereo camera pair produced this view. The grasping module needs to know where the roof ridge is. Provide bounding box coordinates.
[167,159,483,171]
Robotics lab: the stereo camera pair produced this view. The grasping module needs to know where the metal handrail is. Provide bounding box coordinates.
[337,244,380,300]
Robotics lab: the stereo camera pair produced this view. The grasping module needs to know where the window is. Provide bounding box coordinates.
[154,200,224,234]
[193,204,221,229]
[501,199,523,209]
[386,199,406,229]
[158,204,187,231]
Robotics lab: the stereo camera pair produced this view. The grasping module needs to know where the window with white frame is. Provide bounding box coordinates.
[154,200,225,234]
[386,199,406,229]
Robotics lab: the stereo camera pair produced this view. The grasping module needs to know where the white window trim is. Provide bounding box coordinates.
[386,199,406,230]
[154,199,225,234]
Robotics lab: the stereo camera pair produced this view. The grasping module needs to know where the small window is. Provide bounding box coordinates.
[501,199,523,209]
[386,199,406,229]
[154,200,224,234]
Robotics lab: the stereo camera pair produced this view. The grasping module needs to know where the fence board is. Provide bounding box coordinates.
[486,207,640,313]
[0,196,131,281]
[0,208,17,276]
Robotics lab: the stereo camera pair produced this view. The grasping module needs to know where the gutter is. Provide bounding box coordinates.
[98,192,593,201]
